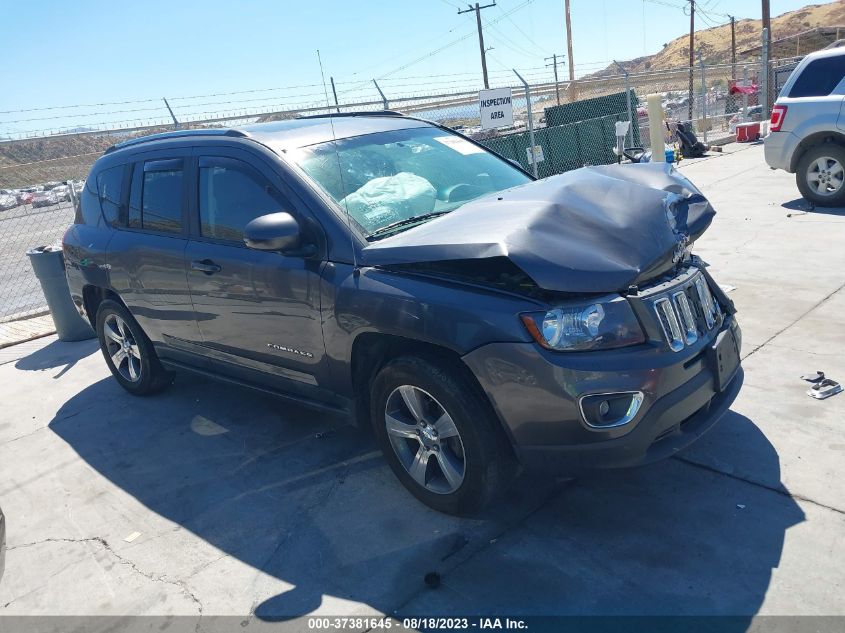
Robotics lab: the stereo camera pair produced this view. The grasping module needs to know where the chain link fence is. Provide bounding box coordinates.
[0,60,784,322]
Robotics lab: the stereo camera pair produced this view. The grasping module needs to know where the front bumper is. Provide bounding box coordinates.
[462,316,742,476]
[764,131,799,172]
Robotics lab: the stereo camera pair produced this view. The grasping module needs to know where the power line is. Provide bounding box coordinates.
[643,0,728,18]
[337,0,534,97]
[495,0,542,51]
[483,20,539,59]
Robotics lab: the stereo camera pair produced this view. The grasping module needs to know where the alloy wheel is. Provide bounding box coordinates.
[384,385,466,495]
[103,313,142,383]
[806,156,845,196]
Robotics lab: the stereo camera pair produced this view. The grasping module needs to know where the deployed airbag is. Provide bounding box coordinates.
[362,163,715,294]
[341,172,436,233]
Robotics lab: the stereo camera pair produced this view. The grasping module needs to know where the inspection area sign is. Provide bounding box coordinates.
[479,88,513,130]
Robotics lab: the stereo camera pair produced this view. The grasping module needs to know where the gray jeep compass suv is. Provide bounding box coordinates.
[63,112,742,514]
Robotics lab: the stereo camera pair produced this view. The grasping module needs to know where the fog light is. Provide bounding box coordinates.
[579,391,644,429]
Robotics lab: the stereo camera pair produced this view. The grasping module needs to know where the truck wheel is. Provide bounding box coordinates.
[796,144,845,207]
[96,300,171,396]
[370,355,512,515]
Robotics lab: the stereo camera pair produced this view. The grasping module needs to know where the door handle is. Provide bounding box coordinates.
[191,259,221,274]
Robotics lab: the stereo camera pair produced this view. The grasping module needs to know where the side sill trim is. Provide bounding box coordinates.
[159,359,350,416]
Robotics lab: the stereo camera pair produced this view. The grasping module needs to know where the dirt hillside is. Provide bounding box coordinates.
[598,1,845,75]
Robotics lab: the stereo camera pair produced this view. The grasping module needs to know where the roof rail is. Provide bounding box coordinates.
[296,110,406,120]
[105,128,249,154]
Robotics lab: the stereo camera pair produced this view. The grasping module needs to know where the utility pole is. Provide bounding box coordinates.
[729,15,737,79]
[762,0,771,117]
[545,54,565,105]
[458,3,496,89]
[762,0,771,56]
[697,50,707,144]
[564,0,575,81]
[688,0,695,121]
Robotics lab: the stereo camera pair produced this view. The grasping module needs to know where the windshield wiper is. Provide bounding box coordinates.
[368,211,451,239]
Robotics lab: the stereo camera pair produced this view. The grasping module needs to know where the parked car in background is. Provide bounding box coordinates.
[16,186,41,206]
[52,184,71,202]
[64,115,742,515]
[728,105,763,132]
[32,190,59,207]
[765,46,845,206]
[0,193,18,211]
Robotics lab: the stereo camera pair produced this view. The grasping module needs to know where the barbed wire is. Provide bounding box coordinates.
[1,58,762,140]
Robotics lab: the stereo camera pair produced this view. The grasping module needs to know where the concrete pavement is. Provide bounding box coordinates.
[0,143,843,628]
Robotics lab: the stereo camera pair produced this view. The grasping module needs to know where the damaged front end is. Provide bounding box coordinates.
[362,162,716,297]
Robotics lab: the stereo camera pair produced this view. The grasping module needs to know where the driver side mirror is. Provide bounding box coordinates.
[243,212,315,257]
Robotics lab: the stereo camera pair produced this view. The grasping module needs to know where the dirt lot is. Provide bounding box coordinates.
[0,143,843,630]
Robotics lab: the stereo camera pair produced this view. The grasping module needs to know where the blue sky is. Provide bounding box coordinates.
[1,0,825,136]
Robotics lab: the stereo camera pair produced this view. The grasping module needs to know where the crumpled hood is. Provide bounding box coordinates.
[361,162,715,294]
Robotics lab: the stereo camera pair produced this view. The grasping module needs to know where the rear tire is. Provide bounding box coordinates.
[370,355,512,515]
[796,143,845,207]
[96,299,171,396]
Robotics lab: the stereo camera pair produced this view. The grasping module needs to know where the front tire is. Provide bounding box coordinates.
[96,299,170,396]
[796,143,845,207]
[370,355,512,515]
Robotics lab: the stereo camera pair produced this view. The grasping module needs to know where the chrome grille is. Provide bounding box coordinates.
[694,276,718,330]
[654,297,684,352]
[647,270,722,352]
[672,290,698,345]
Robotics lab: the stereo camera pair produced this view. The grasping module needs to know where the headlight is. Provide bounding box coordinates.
[520,295,645,351]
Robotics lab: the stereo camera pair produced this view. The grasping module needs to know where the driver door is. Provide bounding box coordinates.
[184,147,330,397]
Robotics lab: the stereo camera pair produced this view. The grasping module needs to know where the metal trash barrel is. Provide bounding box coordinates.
[26,245,95,342]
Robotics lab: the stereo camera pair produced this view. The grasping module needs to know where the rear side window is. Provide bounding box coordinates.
[77,164,122,226]
[78,179,102,226]
[789,56,845,98]
[198,157,284,241]
[96,165,123,225]
[127,159,184,234]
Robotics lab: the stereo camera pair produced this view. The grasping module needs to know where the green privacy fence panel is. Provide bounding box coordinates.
[478,113,633,178]
[480,136,520,167]
[477,90,643,179]
[544,90,641,146]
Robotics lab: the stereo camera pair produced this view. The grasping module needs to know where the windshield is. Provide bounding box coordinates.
[289,126,531,239]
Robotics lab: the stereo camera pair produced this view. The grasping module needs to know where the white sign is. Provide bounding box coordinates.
[526,145,544,165]
[479,88,514,130]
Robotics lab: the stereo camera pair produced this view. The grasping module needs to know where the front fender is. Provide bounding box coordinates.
[321,263,539,395]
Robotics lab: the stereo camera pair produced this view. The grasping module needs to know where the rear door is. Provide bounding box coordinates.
[184,146,330,397]
[106,148,207,365]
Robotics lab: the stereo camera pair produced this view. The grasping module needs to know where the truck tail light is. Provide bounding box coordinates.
[770,104,787,132]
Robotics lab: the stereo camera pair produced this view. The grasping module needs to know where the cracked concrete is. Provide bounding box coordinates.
[0,144,843,624]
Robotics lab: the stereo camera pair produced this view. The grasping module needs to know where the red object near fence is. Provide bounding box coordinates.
[736,122,761,142]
